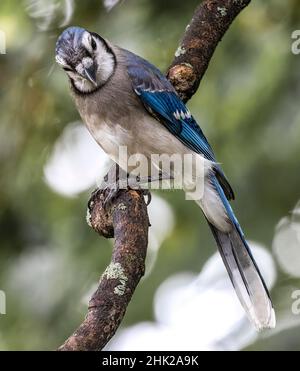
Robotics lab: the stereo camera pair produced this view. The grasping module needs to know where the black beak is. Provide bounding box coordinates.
[83,64,97,87]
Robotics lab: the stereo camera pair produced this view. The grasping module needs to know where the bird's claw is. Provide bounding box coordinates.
[88,188,101,210]
[89,171,173,211]
[141,189,152,206]
[103,185,120,211]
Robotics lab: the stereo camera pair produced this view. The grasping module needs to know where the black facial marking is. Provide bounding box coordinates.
[91,37,97,51]
[63,66,73,72]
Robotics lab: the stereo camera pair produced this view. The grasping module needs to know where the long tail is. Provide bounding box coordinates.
[202,175,276,331]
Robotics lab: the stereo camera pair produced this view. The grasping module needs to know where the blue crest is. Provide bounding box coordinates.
[56,26,86,62]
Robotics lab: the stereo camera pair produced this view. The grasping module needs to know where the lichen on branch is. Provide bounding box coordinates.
[167,0,251,102]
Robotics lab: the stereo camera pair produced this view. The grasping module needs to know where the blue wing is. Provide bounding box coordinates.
[124,50,234,200]
[125,51,216,162]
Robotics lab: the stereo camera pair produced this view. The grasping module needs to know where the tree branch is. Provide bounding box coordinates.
[59,190,149,351]
[167,0,251,102]
[59,0,251,351]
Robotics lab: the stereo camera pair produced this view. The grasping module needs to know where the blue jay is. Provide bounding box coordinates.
[55,26,275,330]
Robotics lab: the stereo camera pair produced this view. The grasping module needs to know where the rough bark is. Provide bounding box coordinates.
[59,0,252,351]
[59,190,149,351]
[167,0,251,102]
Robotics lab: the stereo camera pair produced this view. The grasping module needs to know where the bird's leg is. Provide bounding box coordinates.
[102,170,154,208]
[89,163,124,210]
[89,164,137,210]
[89,164,173,210]
[88,163,120,210]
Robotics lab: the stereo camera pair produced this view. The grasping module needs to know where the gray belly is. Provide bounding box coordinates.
[84,112,212,186]
[86,112,188,156]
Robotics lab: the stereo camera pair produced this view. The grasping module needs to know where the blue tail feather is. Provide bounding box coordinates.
[208,175,275,330]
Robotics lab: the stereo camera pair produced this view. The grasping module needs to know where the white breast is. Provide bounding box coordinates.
[84,112,212,187]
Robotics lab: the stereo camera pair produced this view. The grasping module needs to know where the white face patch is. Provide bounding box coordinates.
[81,31,93,53]
[94,42,115,84]
[72,74,95,93]
[82,57,93,69]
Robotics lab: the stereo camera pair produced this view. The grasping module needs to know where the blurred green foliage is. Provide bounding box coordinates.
[0,0,300,350]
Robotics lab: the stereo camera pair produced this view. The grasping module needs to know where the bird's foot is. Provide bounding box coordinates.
[88,184,121,212]
[89,180,151,211]
[103,183,121,210]
[89,168,173,211]
[89,164,124,211]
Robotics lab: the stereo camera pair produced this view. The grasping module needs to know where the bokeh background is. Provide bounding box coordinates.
[1,0,300,351]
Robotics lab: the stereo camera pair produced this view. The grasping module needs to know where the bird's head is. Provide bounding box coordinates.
[55,27,116,94]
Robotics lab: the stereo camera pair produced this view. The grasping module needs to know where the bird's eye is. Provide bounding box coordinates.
[91,37,97,51]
